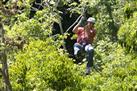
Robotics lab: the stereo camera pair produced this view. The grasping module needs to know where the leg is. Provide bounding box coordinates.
[73,43,83,63]
[85,44,94,74]
[73,43,82,56]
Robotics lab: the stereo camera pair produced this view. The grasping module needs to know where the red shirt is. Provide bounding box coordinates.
[76,27,96,44]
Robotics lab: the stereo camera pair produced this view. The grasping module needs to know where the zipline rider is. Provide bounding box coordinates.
[72,16,96,75]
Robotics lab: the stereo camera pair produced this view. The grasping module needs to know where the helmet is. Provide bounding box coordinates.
[87,17,95,23]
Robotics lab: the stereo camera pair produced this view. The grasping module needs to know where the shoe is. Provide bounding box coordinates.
[85,67,91,75]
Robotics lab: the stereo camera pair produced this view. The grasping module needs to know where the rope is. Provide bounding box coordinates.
[64,15,82,33]
[64,4,88,34]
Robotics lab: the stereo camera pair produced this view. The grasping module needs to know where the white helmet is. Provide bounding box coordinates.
[87,17,95,23]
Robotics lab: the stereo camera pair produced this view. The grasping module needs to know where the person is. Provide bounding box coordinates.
[72,16,96,75]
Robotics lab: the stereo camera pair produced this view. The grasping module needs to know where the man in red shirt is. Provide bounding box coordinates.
[73,16,96,75]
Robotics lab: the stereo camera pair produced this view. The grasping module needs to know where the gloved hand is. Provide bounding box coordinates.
[77,15,87,27]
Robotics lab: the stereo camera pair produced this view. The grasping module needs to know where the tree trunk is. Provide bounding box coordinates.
[0,23,12,91]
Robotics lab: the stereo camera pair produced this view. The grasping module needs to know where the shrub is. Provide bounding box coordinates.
[9,40,82,91]
[118,13,137,52]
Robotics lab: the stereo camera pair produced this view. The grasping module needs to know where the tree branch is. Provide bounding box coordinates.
[0,23,12,91]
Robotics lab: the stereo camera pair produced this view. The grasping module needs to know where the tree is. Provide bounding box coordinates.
[0,18,12,91]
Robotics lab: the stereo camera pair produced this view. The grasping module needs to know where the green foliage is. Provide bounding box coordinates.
[100,52,137,91]
[124,1,137,18]
[94,38,118,68]
[80,40,137,91]
[9,39,82,91]
[1,0,137,91]
[40,53,81,91]
[5,6,60,41]
[7,18,51,40]
[118,13,137,52]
